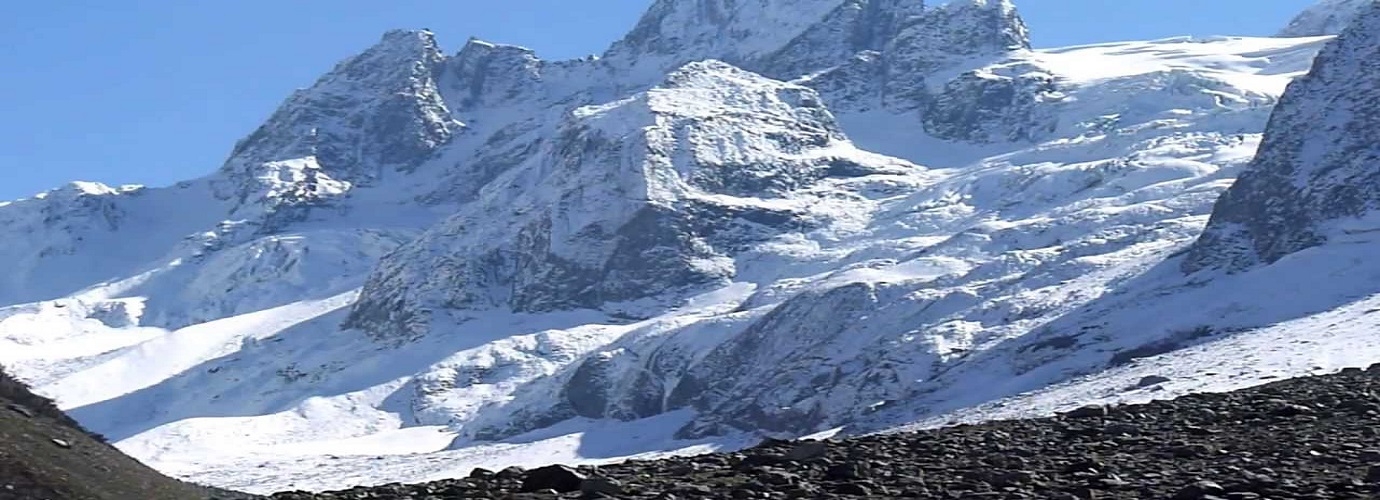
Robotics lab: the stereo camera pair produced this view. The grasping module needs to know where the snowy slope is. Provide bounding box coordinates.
[0,182,224,308]
[894,286,1380,431]
[884,0,1380,433]
[0,0,1370,494]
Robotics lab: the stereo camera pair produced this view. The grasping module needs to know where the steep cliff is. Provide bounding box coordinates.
[1186,2,1380,272]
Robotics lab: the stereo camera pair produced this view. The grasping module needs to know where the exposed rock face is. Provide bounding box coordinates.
[1279,0,1375,37]
[755,0,929,79]
[900,0,1039,138]
[892,0,1029,60]
[603,0,852,73]
[605,0,1033,120]
[214,30,461,213]
[922,67,1056,142]
[344,61,895,339]
[540,282,901,435]
[776,0,1032,115]
[1185,3,1380,272]
[444,39,546,111]
[670,282,893,436]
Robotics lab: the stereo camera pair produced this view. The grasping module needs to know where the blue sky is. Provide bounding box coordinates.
[0,0,1317,201]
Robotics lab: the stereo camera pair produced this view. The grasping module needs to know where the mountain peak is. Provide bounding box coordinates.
[43,181,122,199]
[910,0,1029,53]
[602,0,1030,100]
[213,27,460,212]
[381,28,436,41]
[604,0,851,69]
[333,28,447,82]
[447,37,545,110]
[1279,0,1375,37]
[344,57,890,339]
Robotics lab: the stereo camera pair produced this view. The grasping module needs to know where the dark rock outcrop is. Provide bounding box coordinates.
[922,68,1056,142]
[1279,0,1375,37]
[0,367,253,500]
[1184,2,1380,273]
[214,29,461,212]
[445,39,546,111]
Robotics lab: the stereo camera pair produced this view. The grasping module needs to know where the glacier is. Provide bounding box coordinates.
[2,0,1378,494]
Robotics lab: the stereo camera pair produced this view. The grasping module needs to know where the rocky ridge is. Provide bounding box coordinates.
[343,60,913,339]
[1185,0,1380,273]
[345,0,1037,342]
[1279,0,1375,37]
[213,29,459,213]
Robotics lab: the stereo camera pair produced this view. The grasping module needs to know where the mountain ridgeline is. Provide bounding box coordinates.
[1278,0,1376,37]
[332,0,1036,338]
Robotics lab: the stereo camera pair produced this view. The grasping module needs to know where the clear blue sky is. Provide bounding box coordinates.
[0,0,1317,201]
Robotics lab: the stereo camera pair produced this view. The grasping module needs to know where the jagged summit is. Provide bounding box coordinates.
[446,38,546,110]
[1186,1,1380,272]
[207,0,1036,220]
[196,0,1037,224]
[603,0,851,68]
[343,59,907,339]
[379,28,440,46]
[213,27,460,213]
[906,0,1029,55]
[1279,0,1375,37]
[200,0,1039,217]
[603,0,1029,80]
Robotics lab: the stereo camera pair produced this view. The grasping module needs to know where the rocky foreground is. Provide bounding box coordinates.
[0,368,248,500]
[271,365,1380,500]
[6,363,1380,499]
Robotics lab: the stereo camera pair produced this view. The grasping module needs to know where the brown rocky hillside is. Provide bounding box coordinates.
[0,366,254,500]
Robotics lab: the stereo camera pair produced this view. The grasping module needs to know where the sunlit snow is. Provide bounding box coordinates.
[1,25,1373,496]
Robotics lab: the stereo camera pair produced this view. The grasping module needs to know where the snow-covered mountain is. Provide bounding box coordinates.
[888,0,1380,432]
[1,0,1375,493]
[345,60,915,339]
[1188,1,1380,272]
[1279,0,1375,37]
